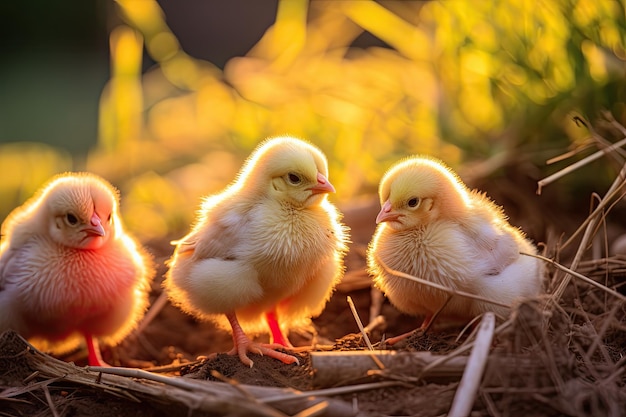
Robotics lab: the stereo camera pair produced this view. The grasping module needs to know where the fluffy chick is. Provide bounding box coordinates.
[367,156,543,342]
[0,173,154,366]
[165,136,348,367]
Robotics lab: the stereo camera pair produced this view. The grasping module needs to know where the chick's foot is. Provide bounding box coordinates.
[227,312,299,367]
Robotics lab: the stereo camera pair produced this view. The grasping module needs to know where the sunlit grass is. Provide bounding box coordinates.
[0,143,72,222]
[1,0,624,241]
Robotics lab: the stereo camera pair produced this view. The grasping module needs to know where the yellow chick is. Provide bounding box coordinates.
[367,156,542,342]
[165,136,349,367]
[0,173,154,366]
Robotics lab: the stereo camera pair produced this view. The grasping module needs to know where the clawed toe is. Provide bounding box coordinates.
[233,342,299,367]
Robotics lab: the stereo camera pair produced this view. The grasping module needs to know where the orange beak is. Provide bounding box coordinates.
[376,200,401,224]
[309,172,336,195]
[84,213,105,237]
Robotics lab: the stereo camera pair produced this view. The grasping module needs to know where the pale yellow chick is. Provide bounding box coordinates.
[165,136,348,367]
[0,172,154,366]
[367,156,543,342]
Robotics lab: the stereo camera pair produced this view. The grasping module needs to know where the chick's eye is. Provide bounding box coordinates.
[287,173,302,185]
[407,197,420,208]
[107,213,112,222]
[66,213,78,225]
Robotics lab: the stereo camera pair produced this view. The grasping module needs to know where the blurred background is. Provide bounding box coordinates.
[1,0,625,247]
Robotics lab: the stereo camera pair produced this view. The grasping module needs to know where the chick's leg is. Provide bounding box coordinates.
[85,334,111,367]
[226,312,299,367]
[385,315,433,346]
[265,309,293,348]
[385,294,453,346]
[272,258,340,344]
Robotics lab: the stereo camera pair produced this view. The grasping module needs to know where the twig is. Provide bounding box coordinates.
[536,136,626,194]
[604,110,626,137]
[292,401,329,417]
[546,141,595,165]
[23,370,41,384]
[363,315,385,334]
[481,391,502,417]
[585,301,621,364]
[143,359,202,374]
[550,160,626,303]
[448,313,495,417]
[559,177,626,251]
[347,296,374,351]
[0,377,63,399]
[455,314,485,344]
[424,294,454,334]
[578,256,626,270]
[603,354,626,385]
[41,384,60,417]
[522,253,626,303]
[209,370,263,405]
[261,380,403,404]
[87,365,225,393]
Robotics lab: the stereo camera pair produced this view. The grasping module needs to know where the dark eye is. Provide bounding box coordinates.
[107,213,112,222]
[407,197,420,208]
[66,213,78,225]
[287,173,302,185]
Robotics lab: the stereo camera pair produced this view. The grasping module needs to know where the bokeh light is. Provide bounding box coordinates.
[1,0,625,242]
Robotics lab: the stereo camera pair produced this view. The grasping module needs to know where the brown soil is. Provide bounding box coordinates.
[2,190,626,416]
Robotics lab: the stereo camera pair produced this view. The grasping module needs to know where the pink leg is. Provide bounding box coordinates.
[85,334,111,367]
[385,315,433,346]
[225,312,299,367]
[387,295,453,345]
[265,309,293,348]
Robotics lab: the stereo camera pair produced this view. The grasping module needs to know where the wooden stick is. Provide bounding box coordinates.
[309,347,538,389]
[310,350,467,387]
[347,296,374,350]
[448,313,495,417]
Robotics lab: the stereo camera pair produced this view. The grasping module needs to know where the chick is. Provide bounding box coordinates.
[0,173,154,366]
[367,156,542,342]
[165,136,348,367]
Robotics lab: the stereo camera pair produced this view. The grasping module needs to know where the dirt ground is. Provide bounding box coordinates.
[2,181,626,416]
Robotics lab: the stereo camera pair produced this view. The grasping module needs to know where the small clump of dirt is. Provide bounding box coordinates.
[182,351,314,391]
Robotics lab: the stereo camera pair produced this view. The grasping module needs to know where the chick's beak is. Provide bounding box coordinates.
[376,200,401,224]
[85,213,106,237]
[309,172,336,195]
